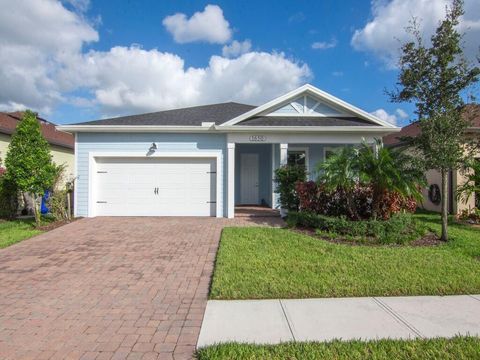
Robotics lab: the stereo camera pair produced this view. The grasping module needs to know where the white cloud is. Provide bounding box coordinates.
[72,47,311,115]
[162,4,232,44]
[0,0,98,113]
[311,38,337,50]
[371,108,409,125]
[396,108,409,119]
[0,1,311,117]
[222,40,252,58]
[62,0,90,13]
[352,0,480,66]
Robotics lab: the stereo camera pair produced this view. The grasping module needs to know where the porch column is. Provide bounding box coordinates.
[271,144,276,209]
[280,143,288,165]
[227,142,235,218]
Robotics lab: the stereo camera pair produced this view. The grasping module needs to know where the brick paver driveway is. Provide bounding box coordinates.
[0,216,282,360]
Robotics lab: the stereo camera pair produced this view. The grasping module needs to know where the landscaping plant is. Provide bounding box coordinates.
[388,0,480,241]
[456,158,480,209]
[313,140,424,220]
[47,164,74,222]
[4,110,56,227]
[274,165,306,212]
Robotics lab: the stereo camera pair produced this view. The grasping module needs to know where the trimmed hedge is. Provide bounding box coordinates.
[286,211,427,244]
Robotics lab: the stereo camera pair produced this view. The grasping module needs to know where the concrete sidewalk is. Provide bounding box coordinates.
[197,295,480,348]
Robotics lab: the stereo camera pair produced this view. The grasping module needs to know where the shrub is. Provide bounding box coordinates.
[287,211,426,244]
[274,165,306,211]
[296,181,417,220]
[48,190,70,221]
[0,176,18,220]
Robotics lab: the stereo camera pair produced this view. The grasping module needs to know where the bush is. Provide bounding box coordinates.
[48,190,70,221]
[296,181,417,220]
[274,165,307,211]
[0,176,18,220]
[287,211,426,244]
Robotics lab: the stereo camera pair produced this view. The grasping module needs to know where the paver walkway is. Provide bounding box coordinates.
[197,295,480,347]
[0,216,282,360]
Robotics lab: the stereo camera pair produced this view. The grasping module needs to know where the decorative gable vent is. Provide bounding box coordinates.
[268,95,346,116]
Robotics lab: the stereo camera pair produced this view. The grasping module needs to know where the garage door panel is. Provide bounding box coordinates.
[94,157,216,216]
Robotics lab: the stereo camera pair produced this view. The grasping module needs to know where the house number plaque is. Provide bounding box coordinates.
[249,135,266,142]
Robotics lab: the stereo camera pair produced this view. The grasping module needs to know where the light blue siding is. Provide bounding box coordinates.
[75,133,227,217]
[235,144,272,206]
[290,143,346,181]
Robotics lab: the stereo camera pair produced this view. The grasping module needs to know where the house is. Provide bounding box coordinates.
[58,84,399,218]
[0,112,75,180]
[383,104,480,214]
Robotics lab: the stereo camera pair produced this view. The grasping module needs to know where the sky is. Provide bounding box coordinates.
[0,0,478,126]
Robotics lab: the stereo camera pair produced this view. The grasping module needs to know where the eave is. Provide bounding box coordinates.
[58,124,400,135]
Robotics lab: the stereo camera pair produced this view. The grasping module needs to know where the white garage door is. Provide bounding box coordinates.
[94,157,216,216]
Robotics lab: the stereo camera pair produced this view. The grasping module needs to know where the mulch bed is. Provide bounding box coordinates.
[410,232,443,246]
[37,219,77,231]
[293,226,442,247]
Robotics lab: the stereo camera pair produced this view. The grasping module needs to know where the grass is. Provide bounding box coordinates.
[0,218,45,248]
[196,337,480,360]
[210,213,480,299]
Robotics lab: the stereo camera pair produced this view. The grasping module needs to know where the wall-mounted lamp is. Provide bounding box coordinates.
[149,142,157,152]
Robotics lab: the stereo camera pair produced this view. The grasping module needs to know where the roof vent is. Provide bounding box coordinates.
[201,122,215,128]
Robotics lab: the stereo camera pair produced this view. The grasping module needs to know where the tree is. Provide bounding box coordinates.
[357,140,425,219]
[317,141,425,220]
[4,110,56,226]
[317,146,360,219]
[388,0,480,240]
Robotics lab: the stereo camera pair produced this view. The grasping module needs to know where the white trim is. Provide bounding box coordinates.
[58,124,399,134]
[227,143,235,219]
[58,125,216,133]
[264,113,352,117]
[87,151,223,218]
[271,144,276,209]
[73,133,78,217]
[220,84,398,128]
[228,132,381,144]
[280,143,288,166]
[288,146,310,173]
[219,126,399,133]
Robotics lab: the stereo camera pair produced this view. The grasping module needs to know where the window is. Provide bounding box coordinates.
[287,148,309,172]
[324,146,340,160]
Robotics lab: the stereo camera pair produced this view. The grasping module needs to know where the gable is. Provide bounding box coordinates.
[221,84,397,128]
[268,95,346,116]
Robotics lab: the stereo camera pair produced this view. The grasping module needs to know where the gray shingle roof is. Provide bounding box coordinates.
[73,102,378,127]
[237,116,377,126]
[76,102,256,126]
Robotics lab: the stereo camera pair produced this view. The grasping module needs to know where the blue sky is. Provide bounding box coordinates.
[0,0,478,126]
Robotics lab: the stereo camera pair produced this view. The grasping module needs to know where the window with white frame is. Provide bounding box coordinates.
[287,148,309,171]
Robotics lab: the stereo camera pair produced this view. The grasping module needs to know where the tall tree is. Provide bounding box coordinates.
[389,0,479,241]
[4,110,56,226]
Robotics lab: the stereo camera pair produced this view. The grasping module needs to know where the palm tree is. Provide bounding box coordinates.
[317,146,360,219]
[358,139,425,219]
[317,140,425,220]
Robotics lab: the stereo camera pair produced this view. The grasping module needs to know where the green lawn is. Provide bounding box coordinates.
[210,213,480,299]
[196,337,480,360]
[0,219,44,248]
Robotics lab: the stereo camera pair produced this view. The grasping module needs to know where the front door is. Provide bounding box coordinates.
[240,153,259,205]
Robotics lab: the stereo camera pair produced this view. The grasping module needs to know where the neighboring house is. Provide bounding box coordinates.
[383,104,480,214]
[58,84,399,218]
[0,112,75,181]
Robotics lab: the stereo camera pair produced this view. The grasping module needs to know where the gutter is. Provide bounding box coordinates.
[57,124,400,134]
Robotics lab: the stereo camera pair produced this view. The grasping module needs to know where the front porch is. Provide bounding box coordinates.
[227,139,352,218]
